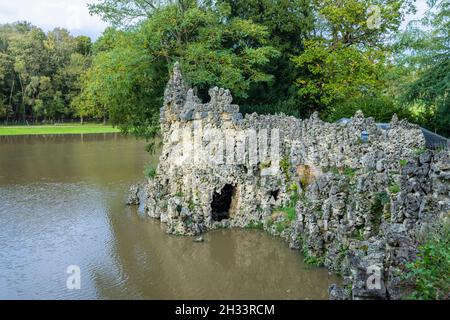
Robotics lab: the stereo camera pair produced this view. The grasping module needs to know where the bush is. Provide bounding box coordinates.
[406,222,450,300]
[144,163,157,178]
[240,98,301,118]
[324,95,404,123]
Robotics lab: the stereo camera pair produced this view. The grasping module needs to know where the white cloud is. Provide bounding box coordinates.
[0,0,108,40]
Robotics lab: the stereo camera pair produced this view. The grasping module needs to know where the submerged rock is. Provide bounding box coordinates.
[193,236,204,243]
[126,184,140,206]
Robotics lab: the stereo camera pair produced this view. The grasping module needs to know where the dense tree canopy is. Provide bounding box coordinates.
[77,1,281,139]
[0,22,92,122]
[395,0,449,135]
[292,0,415,119]
[0,0,448,137]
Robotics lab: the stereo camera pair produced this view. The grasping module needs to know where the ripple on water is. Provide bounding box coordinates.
[0,134,340,299]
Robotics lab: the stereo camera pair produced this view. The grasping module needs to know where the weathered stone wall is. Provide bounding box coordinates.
[139,64,450,299]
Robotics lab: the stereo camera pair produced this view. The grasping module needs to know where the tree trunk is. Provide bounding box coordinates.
[9,78,15,118]
[18,74,26,122]
[80,115,84,125]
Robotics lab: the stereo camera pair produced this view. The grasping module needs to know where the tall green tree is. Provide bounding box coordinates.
[292,0,414,119]
[88,0,175,27]
[0,22,92,123]
[79,1,279,139]
[395,0,449,135]
[215,0,314,116]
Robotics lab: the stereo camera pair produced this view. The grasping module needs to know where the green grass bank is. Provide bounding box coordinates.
[0,124,120,136]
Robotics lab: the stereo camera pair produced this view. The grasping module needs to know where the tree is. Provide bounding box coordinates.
[0,51,14,120]
[0,22,92,122]
[88,0,175,27]
[80,1,279,139]
[292,0,415,118]
[215,0,314,115]
[8,27,48,121]
[396,0,449,135]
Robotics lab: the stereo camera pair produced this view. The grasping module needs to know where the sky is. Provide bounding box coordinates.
[0,0,108,40]
[0,0,431,41]
[402,0,430,28]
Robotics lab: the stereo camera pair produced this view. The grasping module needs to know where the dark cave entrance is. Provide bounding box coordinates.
[270,189,280,201]
[211,184,234,221]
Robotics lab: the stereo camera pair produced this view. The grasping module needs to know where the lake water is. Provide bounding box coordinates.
[0,133,339,299]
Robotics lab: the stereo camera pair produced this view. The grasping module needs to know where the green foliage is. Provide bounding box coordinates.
[215,0,314,114]
[377,191,390,206]
[389,182,401,194]
[187,198,196,211]
[74,28,163,139]
[2,0,447,141]
[245,221,264,230]
[0,123,118,136]
[280,154,291,179]
[275,221,288,233]
[288,182,299,193]
[399,159,408,167]
[371,192,389,234]
[406,222,450,300]
[259,160,271,170]
[324,95,405,123]
[271,182,299,226]
[394,0,450,136]
[412,147,427,156]
[343,166,358,178]
[285,207,297,221]
[302,244,324,266]
[0,23,92,122]
[292,0,414,116]
[80,2,279,139]
[293,42,388,114]
[240,98,301,118]
[351,227,365,241]
[87,0,166,27]
[144,163,157,178]
[327,165,358,178]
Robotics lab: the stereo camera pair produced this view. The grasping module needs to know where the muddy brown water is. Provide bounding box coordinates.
[0,133,339,299]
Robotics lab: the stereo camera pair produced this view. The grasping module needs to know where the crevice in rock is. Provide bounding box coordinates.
[211,184,234,221]
[270,189,280,201]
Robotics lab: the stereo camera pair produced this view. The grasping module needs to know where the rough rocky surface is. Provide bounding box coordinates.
[139,64,450,300]
[126,184,141,205]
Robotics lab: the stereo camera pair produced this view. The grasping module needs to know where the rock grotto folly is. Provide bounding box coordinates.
[133,63,450,300]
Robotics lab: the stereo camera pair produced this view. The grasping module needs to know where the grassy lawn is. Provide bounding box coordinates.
[0,123,121,136]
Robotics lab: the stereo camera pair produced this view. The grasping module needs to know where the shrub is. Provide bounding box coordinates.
[245,221,264,230]
[275,221,287,233]
[389,183,400,194]
[324,95,404,123]
[406,222,450,300]
[413,147,427,156]
[343,166,357,178]
[144,163,157,178]
[280,154,291,179]
[282,206,297,221]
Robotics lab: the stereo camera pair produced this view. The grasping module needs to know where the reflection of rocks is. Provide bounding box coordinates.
[138,64,449,300]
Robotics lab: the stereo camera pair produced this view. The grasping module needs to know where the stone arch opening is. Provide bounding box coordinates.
[211,184,234,221]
